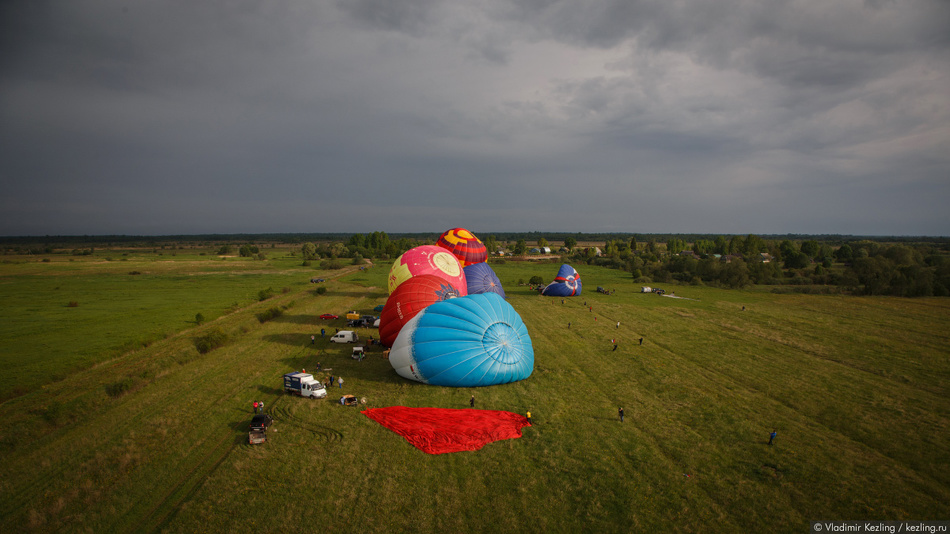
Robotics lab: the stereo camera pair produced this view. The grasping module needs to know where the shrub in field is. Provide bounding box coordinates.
[529,275,545,285]
[256,307,283,323]
[42,401,71,426]
[105,377,135,398]
[315,286,327,295]
[320,259,343,270]
[195,313,205,325]
[258,287,275,301]
[67,301,79,307]
[195,328,228,354]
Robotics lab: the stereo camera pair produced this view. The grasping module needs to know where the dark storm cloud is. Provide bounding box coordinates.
[1,0,948,236]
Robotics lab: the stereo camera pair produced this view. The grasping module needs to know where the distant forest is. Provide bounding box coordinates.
[4,232,949,297]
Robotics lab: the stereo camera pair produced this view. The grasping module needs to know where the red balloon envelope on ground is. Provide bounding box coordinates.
[362,406,531,454]
[436,228,487,267]
[378,275,461,347]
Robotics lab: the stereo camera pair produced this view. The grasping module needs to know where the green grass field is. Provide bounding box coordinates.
[0,254,947,533]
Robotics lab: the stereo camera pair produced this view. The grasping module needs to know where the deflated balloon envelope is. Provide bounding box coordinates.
[388,245,467,295]
[463,262,506,298]
[389,293,533,387]
[378,275,461,347]
[541,264,582,297]
[436,228,487,267]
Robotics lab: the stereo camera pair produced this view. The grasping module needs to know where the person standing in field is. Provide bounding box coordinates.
[526,411,532,425]
[612,339,618,351]
[619,407,624,422]
[616,321,620,329]
[311,335,315,344]
[768,429,777,446]
[338,376,344,389]
[252,401,258,413]
[258,401,264,413]
[639,337,643,346]
[470,395,475,408]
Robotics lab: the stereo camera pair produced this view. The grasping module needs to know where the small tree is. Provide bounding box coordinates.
[301,242,318,261]
[195,313,205,325]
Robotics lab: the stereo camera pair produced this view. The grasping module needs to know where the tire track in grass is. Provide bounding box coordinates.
[140,432,239,534]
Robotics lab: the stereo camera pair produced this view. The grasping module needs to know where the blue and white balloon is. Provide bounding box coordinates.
[388,293,533,387]
[541,264,582,297]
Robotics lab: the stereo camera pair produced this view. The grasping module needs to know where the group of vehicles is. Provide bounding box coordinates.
[249,304,382,444]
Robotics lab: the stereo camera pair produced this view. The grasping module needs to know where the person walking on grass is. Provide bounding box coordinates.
[526,411,532,425]
[768,429,777,446]
[639,337,643,346]
[311,335,315,345]
[338,376,344,389]
[252,401,258,413]
[619,407,624,422]
[470,395,475,408]
[612,339,618,351]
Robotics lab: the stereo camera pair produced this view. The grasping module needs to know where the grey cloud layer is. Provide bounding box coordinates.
[1,0,947,235]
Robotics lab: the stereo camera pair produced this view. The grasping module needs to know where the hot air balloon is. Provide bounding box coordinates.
[540,264,582,297]
[389,293,533,387]
[378,275,461,347]
[463,262,506,298]
[436,228,487,267]
[388,245,467,295]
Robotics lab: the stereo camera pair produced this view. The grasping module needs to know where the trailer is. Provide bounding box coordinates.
[248,430,267,445]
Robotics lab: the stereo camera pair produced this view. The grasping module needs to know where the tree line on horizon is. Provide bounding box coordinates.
[4,231,948,297]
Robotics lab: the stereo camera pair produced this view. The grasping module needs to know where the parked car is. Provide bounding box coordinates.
[319,313,339,320]
[310,278,326,283]
[249,414,273,432]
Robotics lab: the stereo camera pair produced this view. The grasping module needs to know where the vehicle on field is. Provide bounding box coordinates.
[283,372,328,399]
[345,311,360,320]
[248,429,267,445]
[339,394,359,406]
[249,413,273,432]
[319,313,339,320]
[310,278,326,283]
[374,305,385,312]
[351,346,365,360]
[330,330,359,343]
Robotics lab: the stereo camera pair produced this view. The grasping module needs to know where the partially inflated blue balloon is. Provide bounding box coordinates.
[541,264,582,297]
[463,262,506,298]
[388,293,533,387]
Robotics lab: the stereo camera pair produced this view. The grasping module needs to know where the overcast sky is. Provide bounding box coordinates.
[2,0,948,237]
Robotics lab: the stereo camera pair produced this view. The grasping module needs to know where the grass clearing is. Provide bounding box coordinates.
[0,257,947,532]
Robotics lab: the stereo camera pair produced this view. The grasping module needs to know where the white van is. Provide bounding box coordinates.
[330,330,359,344]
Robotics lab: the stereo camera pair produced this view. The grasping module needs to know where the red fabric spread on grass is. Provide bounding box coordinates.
[362,406,531,454]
